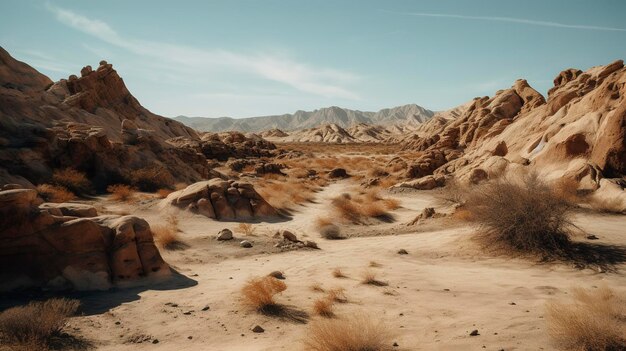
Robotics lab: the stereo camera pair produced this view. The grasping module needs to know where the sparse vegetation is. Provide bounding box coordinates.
[156,188,173,199]
[303,313,394,351]
[152,223,183,250]
[361,269,388,286]
[52,168,91,195]
[546,286,625,351]
[237,222,255,236]
[310,283,325,292]
[312,298,335,317]
[36,184,75,203]
[332,268,347,278]
[256,178,321,211]
[241,276,287,314]
[127,166,175,192]
[0,298,80,349]
[318,223,343,240]
[369,261,382,268]
[330,190,398,224]
[106,184,136,202]
[327,288,347,303]
[466,173,574,257]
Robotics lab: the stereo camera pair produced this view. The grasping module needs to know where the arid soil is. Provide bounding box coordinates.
[3,144,621,351]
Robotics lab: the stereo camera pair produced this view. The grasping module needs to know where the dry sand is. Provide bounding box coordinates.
[55,180,626,351]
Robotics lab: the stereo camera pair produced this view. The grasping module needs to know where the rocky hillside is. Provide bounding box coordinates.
[396,60,626,211]
[175,104,434,132]
[0,46,275,190]
[262,123,402,143]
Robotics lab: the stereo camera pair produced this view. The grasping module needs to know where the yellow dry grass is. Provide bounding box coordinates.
[241,276,287,313]
[303,313,394,351]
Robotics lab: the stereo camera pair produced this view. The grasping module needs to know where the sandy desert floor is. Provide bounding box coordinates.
[28,176,622,351]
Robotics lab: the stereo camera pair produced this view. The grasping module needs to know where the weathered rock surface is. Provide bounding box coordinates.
[163,179,279,220]
[0,188,170,291]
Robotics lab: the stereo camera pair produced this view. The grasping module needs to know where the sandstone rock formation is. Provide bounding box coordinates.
[0,188,170,291]
[0,47,274,190]
[163,179,279,220]
[395,60,626,211]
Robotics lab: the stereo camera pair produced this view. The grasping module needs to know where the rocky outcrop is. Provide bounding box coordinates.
[0,188,170,291]
[399,60,626,198]
[163,179,279,220]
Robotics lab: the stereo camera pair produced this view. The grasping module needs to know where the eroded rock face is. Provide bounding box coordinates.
[0,188,170,292]
[164,179,278,220]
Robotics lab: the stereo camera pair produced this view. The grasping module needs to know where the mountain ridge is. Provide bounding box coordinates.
[174,104,434,132]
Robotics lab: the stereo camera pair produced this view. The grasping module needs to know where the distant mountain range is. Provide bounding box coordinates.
[173,104,434,132]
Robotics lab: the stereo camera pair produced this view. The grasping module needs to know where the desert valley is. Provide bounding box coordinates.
[1,3,626,351]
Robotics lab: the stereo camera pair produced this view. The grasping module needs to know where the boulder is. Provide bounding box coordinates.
[216,229,233,241]
[329,168,349,178]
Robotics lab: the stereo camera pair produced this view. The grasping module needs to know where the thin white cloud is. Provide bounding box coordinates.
[392,11,626,32]
[48,5,360,100]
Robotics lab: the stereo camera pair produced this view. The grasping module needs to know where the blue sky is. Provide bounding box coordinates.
[1,1,625,117]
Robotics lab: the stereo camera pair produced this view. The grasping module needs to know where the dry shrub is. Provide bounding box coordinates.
[546,286,625,351]
[553,177,581,205]
[303,313,394,351]
[381,198,400,210]
[106,184,136,202]
[36,184,75,203]
[152,224,182,250]
[237,223,255,236]
[361,269,388,286]
[327,288,347,303]
[319,224,343,240]
[437,177,468,206]
[310,283,325,293]
[241,276,287,313]
[52,168,91,195]
[332,268,347,278]
[128,166,174,192]
[156,188,173,199]
[312,298,335,317]
[315,216,334,228]
[369,261,382,268]
[0,298,79,347]
[466,173,573,257]
[257,178,318,211]
[331,191,397,223]
[368,167,389,178]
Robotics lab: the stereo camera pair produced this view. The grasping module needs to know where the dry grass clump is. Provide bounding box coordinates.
[452,208,474,222]
[361,269,388,287]
[310,283,325,292]
[553,177,581,205]
[369,261,382,268]
[237,223,255,236]
[303,313,394,351]
[256,178,320,211]
[327,288,347,303]
[466,173,573,257]
[52,168,91,195]
[331,191,398,223]
[318,223,343,240]
[106,184,136,202]
[0,298,79,348]
[128,166,174,192]
[36,184,75,203]
[156,188,173,199]
[312,298,335,318]
[241,276,287,313]
[546,286,625,351]
[332,268,347,278]
[152,223,183,250]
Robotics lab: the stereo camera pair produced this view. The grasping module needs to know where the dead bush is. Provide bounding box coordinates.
[303,313,394,351]
[128,166,174,192]
[36,184,75,203]
[332,268,347,278]
[466,173,573,257]
[312,298,335,318]
[106,184,136,202]
[546,286,625,351]
[152,224,183,250]
[319,224,343,240]
[361,269,388,286]
[241,276,287,314]
[327,288,347,303]
[52,168,91,195]
[0,298,79,347]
